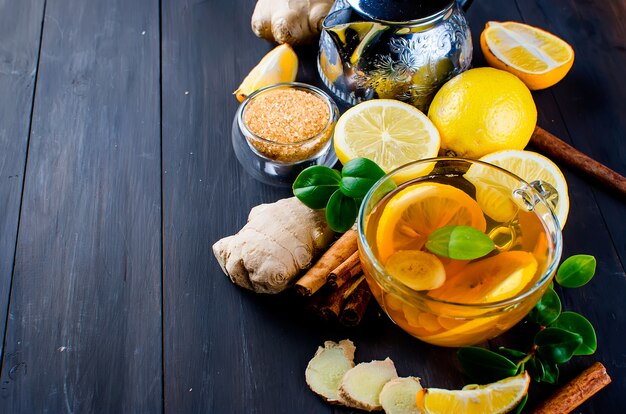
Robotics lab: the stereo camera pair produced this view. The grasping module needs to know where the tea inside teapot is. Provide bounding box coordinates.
[318,0,473,111]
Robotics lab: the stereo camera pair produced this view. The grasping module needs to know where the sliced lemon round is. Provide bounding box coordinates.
[481,21,575,90]
[234,44,298,102]
[375,182,486,263]
[417,372,530,414]
[428,251,538,304]
[386,250,446,291]
[465,150,569,228]
[334,99,440,173]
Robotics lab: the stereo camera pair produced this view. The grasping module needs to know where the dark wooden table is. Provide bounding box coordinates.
[0,0,624,412]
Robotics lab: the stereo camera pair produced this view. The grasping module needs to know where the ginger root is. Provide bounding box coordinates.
[212,197,334,294]
[380,377,424,414]
[338,358,399,411]
[305,339,356,403]
[251,0,334,45]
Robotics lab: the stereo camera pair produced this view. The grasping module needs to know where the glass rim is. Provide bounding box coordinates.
[237,82,338,148]
[357,156,564,310]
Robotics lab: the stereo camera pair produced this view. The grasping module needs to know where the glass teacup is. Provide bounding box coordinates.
[358,158,563,347]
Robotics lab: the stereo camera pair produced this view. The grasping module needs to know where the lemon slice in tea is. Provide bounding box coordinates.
[375,182,486,263]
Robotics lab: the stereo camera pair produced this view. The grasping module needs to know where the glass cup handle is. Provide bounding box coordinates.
[513,180,560,214]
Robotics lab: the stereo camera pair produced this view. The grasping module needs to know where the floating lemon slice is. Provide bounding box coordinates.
[417,372,530,414]
[428,251,538,304]
[481,21,575,90]
[386,250,446,291]
[465,150,569,228]
[333,99,440,176]
[375,182,486,263]
[234,44,298,102]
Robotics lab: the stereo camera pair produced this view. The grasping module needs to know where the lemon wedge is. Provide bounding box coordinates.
[417,372,530,414]
[234,44,298,102]
[333,99,440,173]
[466,150,569,228]
[481,21,575,90]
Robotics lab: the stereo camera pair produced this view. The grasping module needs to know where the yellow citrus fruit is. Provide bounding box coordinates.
[234,44,298,102]
[427,67,537,159]
[428,251,538,303]
[466,150,570,228]
[481,21,575,90]
[333,99,440,173]
[417,372,530,414]
[385,250,446,291]
[375,182,486,263]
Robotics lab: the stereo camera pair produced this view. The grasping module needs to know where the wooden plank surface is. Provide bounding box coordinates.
[160,1,331,412]
[468,1,626,411]
[0,0,623,412]
[0,0,45,360]
[0,0,163,412]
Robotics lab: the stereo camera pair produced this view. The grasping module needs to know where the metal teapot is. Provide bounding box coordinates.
[318,0,474,111]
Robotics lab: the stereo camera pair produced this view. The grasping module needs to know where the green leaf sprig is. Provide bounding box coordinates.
[293,158,386,232]
[426,225,495,260]
[457,254,598,413]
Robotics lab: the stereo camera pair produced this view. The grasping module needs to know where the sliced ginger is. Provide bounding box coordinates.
[380,377,424,414]
[338,358,399,411]
[305,339,356,403]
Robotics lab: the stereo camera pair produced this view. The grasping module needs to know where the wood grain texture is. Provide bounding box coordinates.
[0,0,45,360]
[0,0,162,412]
[470,1,626,411]
[0,0,623,412]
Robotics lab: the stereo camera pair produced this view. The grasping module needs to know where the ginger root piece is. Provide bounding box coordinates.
[251,0,334,45]
[212,197,334,294]
[305,339,356,403]
[338,358,399,411]
[380,377,424,414]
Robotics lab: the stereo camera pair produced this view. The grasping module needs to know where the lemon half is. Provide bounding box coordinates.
[334,99,440,173]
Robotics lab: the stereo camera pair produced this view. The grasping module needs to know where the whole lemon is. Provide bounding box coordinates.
[427,67,537,158]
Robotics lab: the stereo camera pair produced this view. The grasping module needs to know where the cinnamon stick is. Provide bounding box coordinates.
[327,251,362,289]
[295,229,358,296]
[340,278,372,327]
[531,126,626,199]
[532,362,611,414]
[318,275,364,320]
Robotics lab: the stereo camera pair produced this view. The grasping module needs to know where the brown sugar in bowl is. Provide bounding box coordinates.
[239,83,338,163]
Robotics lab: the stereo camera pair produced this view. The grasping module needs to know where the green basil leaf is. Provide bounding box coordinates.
[457,347,518,384]
[292,166,341,209]
[535,327,583,365]
[556,254,596,288]
[513,394,528,414]
[551,312,597,355]
[326,190,358,233]
[340,158,386,199]
[426,225,495,260]
[528,286,561,326]
[497,347,528,362]
[541,363,559,384]
[526,357,544,382]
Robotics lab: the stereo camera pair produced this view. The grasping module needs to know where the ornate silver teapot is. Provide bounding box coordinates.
[318,0,473,111]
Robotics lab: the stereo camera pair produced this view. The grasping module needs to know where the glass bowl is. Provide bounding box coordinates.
[357,158,563,347]
[232,82,339,187]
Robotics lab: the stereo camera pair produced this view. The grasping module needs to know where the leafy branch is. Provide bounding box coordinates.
[457,255,598,413]
[292,158,387,232]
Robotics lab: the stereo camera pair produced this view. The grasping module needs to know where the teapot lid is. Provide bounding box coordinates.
[347,0,454,23]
